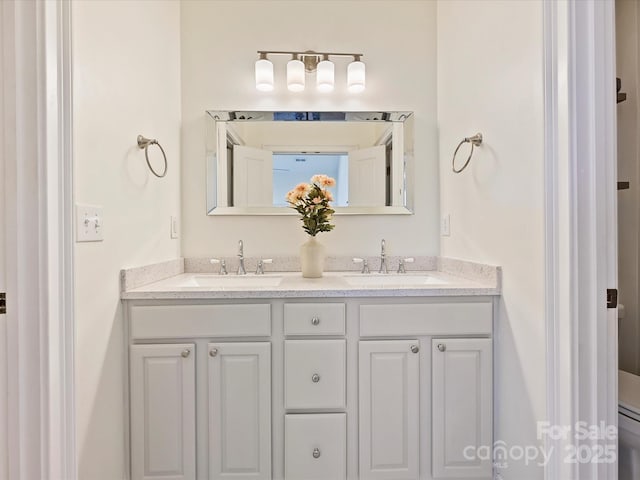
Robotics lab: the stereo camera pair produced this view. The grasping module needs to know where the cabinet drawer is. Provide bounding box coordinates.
[285,414,346,480]
[360,301,492,337]
[284,303,345,336]
[285,340,346,409]
[130,304,271,339]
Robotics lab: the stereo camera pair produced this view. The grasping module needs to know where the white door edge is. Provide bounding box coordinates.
[2,1,76,479]
[544,1,618,479]
[45,1,77,478]
[0,1,7,478]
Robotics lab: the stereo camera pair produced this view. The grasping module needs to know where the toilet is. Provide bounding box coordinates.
[619,370,640,479]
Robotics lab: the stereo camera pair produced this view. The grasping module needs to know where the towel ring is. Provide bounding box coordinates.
[137,135,167,178]
[452,133,483,174]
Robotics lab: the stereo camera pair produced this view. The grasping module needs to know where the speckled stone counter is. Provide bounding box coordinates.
[121,257,501,300]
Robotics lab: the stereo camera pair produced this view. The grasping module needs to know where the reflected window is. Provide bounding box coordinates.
[272,153,348,207]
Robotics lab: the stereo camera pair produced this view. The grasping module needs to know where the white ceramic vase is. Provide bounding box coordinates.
[300,236,326,278]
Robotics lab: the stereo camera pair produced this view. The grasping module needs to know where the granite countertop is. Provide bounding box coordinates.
[121,258,501,300]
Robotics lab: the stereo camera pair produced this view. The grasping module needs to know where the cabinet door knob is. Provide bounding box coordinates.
[311,316,320,326]
[313,448,321,459]
[437,343,446,352]
[181,349,191,358]
[209,348,219,357]
[410,344,419,354]
[312,373,321,383]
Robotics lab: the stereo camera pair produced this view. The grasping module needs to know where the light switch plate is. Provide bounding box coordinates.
[441,214,451,237]
[170,216,179,239]
[76,204,104,242]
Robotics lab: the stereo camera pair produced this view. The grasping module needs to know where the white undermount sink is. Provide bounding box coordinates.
[343,274,448,287]
[179,274,283,288]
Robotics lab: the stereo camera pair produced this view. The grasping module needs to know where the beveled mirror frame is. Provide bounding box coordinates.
[205,110,415,215]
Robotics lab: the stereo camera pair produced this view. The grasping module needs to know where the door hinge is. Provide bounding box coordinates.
[607,289,618,309]
[0,293,5,315]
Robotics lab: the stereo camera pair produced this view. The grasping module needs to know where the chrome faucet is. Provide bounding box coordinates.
[379,239,388,274]
[353,257,370,274]
[397,257,414,274]
[255,258,272,275]
[237,240,246,275]
[210,258,228,275]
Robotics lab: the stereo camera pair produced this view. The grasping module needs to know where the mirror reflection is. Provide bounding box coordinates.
[206,111,414,215]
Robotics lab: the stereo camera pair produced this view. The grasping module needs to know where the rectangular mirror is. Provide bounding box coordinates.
[206,111,414,215]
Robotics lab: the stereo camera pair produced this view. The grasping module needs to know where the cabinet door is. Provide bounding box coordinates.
[130,344,196,480]
[208,342,271,480]
[432,338,492,479]
[359,340,420,480]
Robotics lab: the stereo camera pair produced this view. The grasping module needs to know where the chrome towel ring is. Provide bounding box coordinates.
[452,133,483,174]
[137,135,167,178]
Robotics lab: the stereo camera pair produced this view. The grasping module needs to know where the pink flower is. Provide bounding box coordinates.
[311,174,336,187]
[323,177,336,187]
[295,183,309,192]
[285,190,296,203]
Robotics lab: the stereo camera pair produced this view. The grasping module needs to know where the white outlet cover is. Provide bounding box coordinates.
[76,204,104,242]
[170,216,179,239]
[441,214,451,237]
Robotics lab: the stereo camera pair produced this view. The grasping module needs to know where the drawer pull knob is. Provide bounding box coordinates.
[181,349,191,358]
[311,317,320,326]
[313,448,321,459]
[410,344,419,354]
[437,343,446,352]
[209,348,219,357]
[312,373,321,383]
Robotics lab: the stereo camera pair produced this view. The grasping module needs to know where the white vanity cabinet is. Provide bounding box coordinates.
[358,340,420,480]
[359,301,494,480]
[282,302,348,479]
[127,303,272,480]
[125,296,495,480]
[208,342,272,480]
[130,343,197,480]
[431,338,493,479]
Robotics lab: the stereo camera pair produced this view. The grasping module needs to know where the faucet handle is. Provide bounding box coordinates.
[397,257,414,274]
[353,257,370,274]
[255,259,273,275]
[210,258,228,275]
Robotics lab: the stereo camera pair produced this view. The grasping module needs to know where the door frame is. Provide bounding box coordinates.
[544,1,618,479]
[2,1,76,479]
[1,0,619,479]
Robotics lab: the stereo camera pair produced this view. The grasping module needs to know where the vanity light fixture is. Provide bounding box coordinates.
[316,55,335,92]
[255,52,274,92]
[347,55,366,93]
[255,50,365,93]
[286,54,305,92]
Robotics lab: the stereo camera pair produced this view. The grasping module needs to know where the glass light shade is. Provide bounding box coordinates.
[347,60,366,93]
[316,59,335,92]
[255,58,274,91]
[287,59,305,92]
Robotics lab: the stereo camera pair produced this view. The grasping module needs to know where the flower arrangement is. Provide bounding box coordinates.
[286,174,336,237]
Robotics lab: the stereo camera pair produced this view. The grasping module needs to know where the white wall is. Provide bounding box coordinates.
[437,1,545,479]
[181,0,438,257]
[616,0,640,375]
[72,1,181,478]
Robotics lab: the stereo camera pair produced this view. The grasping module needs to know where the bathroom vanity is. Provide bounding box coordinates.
[121,262,499,480]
